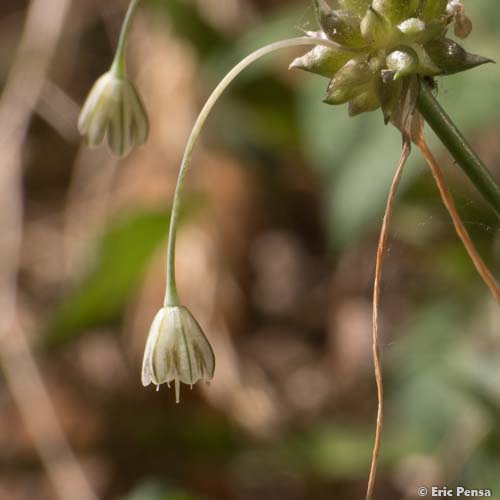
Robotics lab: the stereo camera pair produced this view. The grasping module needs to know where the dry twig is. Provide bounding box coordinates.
[366,139,411,500]
[0,1,97,498]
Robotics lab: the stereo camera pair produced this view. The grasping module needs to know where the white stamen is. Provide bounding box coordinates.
[175,378,180,404]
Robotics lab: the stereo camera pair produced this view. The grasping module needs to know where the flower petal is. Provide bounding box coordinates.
[141,308,165,386]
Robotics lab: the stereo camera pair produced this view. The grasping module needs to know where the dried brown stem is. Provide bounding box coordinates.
[0,0,97,499]
[417,139,500,304]
[366,140,411,500]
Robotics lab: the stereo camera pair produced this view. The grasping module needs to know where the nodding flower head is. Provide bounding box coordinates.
[291,0,491,124]
[78,70,149,157]
[141,306,215,403]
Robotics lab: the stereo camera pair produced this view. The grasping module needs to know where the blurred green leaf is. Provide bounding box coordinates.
[297,76,424,246]
[145,0,224,56]
[43,205,196,347]
[286,423,423,480]
[204,4,314,80]
[199,4,315,152]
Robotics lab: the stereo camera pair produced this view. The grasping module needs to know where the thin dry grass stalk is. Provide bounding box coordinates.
[366,139,411,500]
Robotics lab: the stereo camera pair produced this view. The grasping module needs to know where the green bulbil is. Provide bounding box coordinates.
[291,0,492,122]
[325,59,373,104]
[314,1,366,48]
[331,59,373,87]
[386,47,419,79]
[348,87,380,116]
[338,0,371,17]
[397,17,426,38]
[361,7,393,48]
[397,18,446,43]
[420,0,448,23]
[407,43,441,75]
[425,38,493,75]
[372,0,420,24]
[289,46,354,78]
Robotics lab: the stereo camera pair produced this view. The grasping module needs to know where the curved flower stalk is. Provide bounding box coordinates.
[156,37,344,401]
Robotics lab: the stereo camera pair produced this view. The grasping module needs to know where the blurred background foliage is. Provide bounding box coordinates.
[0,0,499,499]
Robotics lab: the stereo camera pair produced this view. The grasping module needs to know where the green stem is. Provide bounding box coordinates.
[416,78,500,217]
[110,0,142,78]
[163,36,341,307]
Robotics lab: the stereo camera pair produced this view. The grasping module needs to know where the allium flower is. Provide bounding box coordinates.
[78,70,148,157]
[290,0,491,124]
[141,306,215,403]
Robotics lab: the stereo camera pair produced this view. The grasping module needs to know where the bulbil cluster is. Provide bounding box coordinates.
[291,0,491,123]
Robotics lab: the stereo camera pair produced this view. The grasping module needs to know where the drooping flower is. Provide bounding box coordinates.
[78,70,148,157]
[141,306,215,403]
[290,0,492,125]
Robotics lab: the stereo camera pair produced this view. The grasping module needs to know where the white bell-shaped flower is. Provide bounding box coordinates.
[78,71,148,157]
[141,306,215,403]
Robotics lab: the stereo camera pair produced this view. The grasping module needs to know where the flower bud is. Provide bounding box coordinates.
[425,38,493,75]
[78,71,149,157]
[360,7,393,47]
[314,0,365,48]
[289,45,353,78]
[386,47,418,79]
[372,0,419,24]
[141,306,215,403]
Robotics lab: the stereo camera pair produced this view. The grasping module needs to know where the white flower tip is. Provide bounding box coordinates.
[289,57,304,70]
[175,378,180,404]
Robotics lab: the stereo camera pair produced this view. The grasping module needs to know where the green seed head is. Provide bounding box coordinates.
[292,0,492,123]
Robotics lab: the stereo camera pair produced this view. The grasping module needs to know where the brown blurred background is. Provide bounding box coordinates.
[0,0,499,499]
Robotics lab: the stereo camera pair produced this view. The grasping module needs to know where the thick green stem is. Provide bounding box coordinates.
[163,36,342,307]
[110,0,142,78]
[416,78,500,217]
